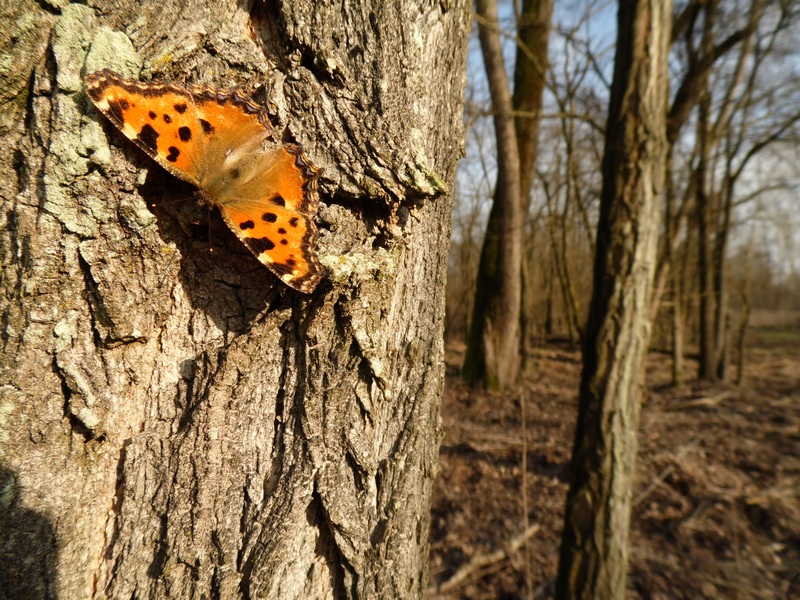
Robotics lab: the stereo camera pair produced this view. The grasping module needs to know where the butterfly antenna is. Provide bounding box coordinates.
[156,191,197,207]
[207,206,214,254]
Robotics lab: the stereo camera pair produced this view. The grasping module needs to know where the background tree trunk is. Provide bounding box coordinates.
[555,0,671,596]
[462,0,550,390]
[696,93,718,381]
[462,0,523,390]
[515,0,553,368]
[0,1,470,598]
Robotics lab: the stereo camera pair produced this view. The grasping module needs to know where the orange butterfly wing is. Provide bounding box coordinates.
[85,69,324,293]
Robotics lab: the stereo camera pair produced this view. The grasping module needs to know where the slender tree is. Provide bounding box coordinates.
[517,0,554,366]
[667,0,800,380]
[556,0,672,597]
[463,0,551,389]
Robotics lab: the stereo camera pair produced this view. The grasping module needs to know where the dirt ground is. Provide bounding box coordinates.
[428,327,800,599]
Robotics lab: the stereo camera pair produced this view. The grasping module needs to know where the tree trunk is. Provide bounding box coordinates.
[555,0,671,596]
[514,0,551,216]
[545,259,555,336]
[671,239,691,386]
[0,1,470,598]
[696,95,718,381]
[463,0,550,390]
[664,154,686,385]
[462,0,523,390]
[516,0,553,370]
[734,284,751,386]
[671,293,686,385]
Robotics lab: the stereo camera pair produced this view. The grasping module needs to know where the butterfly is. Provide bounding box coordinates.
[84,69,324,293]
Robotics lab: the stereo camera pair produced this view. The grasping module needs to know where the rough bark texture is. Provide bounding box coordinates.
[555,0,671,597]
[0,1,470,598]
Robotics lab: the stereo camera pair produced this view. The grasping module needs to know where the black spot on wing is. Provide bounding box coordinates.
[166,146,180,162]
[85,84,103,103]
[148,111,157,119]
[286,258,296,267]
[107,99,127,124]
[280,239,288,245]
[239,220,255,230]
[289,217,299,228]
[270,195,286,207]
[178,126,192,142]
[137,124,160,152]
[262,212,277,223]
[278,228,287,234]
[174,103,187,114]
[270,262,295,276]
[247,237,275,253]
[230,168,240,179]
[200,119,214,134]
[163,114,173,124]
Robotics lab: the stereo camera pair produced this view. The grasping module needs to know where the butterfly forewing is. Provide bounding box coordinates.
[85,70,209,185]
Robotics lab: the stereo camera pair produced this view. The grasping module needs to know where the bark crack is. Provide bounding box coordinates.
[309,488,351,598]
[53,354,94,441]
[96,438,130,599]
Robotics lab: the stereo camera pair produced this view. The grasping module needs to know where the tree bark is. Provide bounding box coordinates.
[516,0,553,370]
[0,1,470,598]
[462,0,523,390]
[513,0,552,211]
[696,98,718,381]
[555,0,671,596]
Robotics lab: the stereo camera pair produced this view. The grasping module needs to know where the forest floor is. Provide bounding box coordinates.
[428,324,800,599]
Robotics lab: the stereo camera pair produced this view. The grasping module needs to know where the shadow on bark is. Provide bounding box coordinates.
[0,465,59,600]
[114,165,322,332]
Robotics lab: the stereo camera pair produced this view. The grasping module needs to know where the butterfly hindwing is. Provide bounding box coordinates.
[215,144,324,293]
[85,69,324,293]
[218,198,323,294]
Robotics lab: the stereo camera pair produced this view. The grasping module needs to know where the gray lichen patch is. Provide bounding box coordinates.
[53,311,80,353]
[321,247,396,287]
[83,27,141,80]
[405,132,449,196]
[81,25,141,169]
[51,4,98,94]
[0,2,54,134]
[40,7,145,240]
[81,117,112,166]
[0,386,20,453]
[47,96,90,181]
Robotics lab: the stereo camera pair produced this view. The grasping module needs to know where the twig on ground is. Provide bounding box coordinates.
[433,523,541,595]
[634,436,699,506]
[665,392,736,411]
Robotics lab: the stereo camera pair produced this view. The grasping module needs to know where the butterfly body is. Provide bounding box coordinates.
[85,69,324,293]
